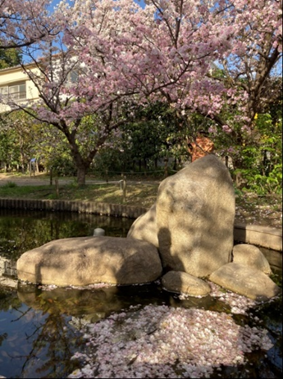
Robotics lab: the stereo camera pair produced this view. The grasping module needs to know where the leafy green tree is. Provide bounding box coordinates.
[0,111,40,171]
[0,48,22,69]
[122,103,182,171]
[209,109,282,194]
[93,102,188,176]
[0,125,21,170]
[243,113,282,194]
[0,110,71,173]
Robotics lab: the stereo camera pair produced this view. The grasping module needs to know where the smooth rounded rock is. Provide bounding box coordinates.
[127,204,158,247]
[17,236,162,287]
[93,228,105,236]
[209,262,281,300]
[232,244,272,275]
[161,270,211,297]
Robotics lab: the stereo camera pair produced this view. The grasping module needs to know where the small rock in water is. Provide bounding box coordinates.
[93,228,105,236]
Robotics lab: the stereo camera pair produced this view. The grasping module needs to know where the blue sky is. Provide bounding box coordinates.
[49,0,146,11]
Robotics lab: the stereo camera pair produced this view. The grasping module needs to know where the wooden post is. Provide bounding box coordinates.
[50,168,53,186]
[55,178,59,197]
[120,174,127,203]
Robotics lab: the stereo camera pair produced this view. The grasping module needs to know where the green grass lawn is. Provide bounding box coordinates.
[0,181,159,208]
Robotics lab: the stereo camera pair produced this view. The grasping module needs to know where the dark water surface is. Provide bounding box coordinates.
[0,210,282,378]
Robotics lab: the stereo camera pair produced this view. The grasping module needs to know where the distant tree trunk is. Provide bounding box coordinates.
[164,157,168,177]
[143,158,147,171]
[232,157,243,171]
[154,158,158,169]
[76,162,87,186]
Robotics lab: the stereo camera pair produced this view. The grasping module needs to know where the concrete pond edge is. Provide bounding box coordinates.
[0,197,282,252]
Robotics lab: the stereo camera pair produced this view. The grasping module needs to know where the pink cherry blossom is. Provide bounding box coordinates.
[1,0,281,185]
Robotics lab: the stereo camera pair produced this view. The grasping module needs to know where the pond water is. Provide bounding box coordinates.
[0,210,282,378]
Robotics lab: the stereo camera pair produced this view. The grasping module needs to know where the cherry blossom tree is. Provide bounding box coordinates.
[12,0,236,184]
[208,0,282,126]
[0,0,60,50]
[204,0,282,171]
[3,0,282,185]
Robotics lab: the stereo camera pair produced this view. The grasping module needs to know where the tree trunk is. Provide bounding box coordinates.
[76,164,87,186]
[68,136,89,186]
[164,157,168,177]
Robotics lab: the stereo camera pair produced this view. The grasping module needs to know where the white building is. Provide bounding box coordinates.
[0,63,41,113]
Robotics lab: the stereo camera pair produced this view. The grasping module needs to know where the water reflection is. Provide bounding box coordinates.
[0,209,133,261]
[0,286,84,378]
[1,282,174,378]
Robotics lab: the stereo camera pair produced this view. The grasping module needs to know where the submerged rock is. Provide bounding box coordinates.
[17,236,162,287]
[161,270,211,297]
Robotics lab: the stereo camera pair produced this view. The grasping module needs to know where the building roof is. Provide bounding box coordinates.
[0,62,38,74]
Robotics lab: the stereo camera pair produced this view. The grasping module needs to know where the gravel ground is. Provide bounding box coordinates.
[234,193,282,229]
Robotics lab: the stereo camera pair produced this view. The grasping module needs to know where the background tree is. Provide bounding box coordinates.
[0,125,20,171]
[201,0,282,152]
[0,111,42,171]
[0,110,72,173]
[121,102,186,173]
[93,101,186,176]
[0,47,22,68]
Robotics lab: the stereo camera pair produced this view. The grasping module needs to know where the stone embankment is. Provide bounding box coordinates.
[0,197,282,252]
[0,197,145,218]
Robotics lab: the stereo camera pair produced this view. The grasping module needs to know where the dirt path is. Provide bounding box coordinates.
[0,173,160,186]
[0,173,51,186]
[0,173,110,186]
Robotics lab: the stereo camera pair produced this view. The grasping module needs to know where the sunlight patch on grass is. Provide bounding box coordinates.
[0,182,159,207]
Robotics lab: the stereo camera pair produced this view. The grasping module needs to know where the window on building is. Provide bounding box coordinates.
[69,70,79,84]
[0,82,26,100]
[0,86,8,97]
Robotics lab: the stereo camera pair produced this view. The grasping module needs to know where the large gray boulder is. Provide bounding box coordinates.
[156,155,235,277]
[16,236,162,287]
[209,262,280,300]
[127,204,159,247]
